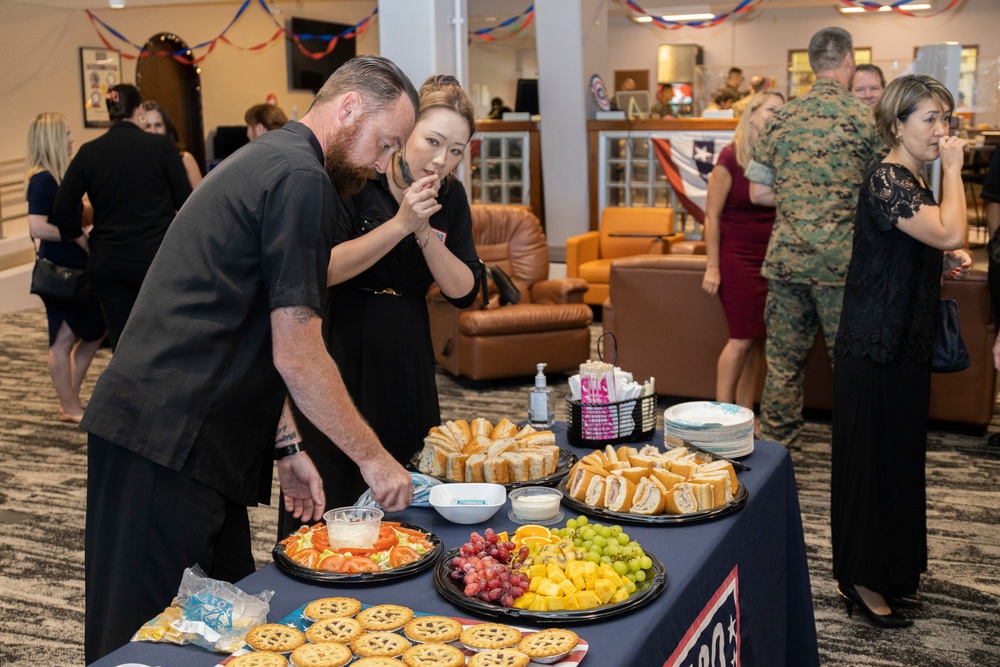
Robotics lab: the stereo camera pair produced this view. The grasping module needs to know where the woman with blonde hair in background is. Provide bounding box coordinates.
[25,112,106,423]
[702,90,785,424]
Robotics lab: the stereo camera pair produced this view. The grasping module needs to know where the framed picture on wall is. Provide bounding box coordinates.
[787,47,871,99]
[80,47,122,128]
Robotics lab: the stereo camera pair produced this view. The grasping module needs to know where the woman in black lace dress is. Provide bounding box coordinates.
[832,75,971,628]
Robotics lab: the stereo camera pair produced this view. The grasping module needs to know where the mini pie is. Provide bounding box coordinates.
[518,628,580,660]
[228,653,289,667]
[401,642,466,667]
[351,658,406,667]
[245,623,307,653]
[303,596,363,621]
[459,623,522,651]
[357,604,415,631]
[289,641,353,667]
[403,616,463,643]
[466,648,531,667]
[352,631,412,657]
[304,617,364,644]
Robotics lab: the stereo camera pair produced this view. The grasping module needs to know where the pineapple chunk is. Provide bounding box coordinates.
[536,580,562,597]
[583,561,598,574]
[576,591,602,609]
[546,565,568,584]
[563,592,581,610]
[557,579,578,596]
[565,561,585,580]
[544,595,565,611]
[529,595,549,612]
[598,564,623,586]
[529,564,548,579]
[513,592,536,609]
[571,575,586,591]
[528,577,544,593]
[593,578,616,604]
[612,587,630,603]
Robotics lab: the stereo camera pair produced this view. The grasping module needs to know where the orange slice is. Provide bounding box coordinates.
[514,525,551,540]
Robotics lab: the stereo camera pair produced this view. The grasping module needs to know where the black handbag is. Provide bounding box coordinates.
[30,240,89,302]
[487,265,521,305]
[931,299,971,373]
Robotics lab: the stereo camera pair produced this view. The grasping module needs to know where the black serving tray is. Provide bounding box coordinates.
[410,448,577,490]
[272,522,443,584]
[557,477,749,525]
[432,546,667,623]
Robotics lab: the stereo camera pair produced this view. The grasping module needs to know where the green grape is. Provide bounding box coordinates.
[610,525,623,536]
[623,544,640,557]
[634,569,646,582]
[566,518,578,530]
[582,540,593,549]
[600,555,612,564]
[597,526,612,539]
[613,560,629,576]
[616,533,630,546]
[592,535,607,548]
[585,551,601,563]
[628,558,641,572]
[589,545,603,556]
[573,538,583,547]
[581,528,595,541]
[606,543,620,557]
[625,579,637,593]
[577,515,588,526]
[639,556,652,570]
[625,572,637,583]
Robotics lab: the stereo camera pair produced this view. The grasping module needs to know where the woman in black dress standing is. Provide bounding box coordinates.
[25,112,106,423]
[279,75,481,535]
[832,74,971,628]
[51,84,192,349]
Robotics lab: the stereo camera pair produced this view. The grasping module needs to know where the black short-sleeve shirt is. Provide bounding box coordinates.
[81,121,336,505]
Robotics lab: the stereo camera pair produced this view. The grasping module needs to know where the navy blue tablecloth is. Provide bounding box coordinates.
[91,431,819,667]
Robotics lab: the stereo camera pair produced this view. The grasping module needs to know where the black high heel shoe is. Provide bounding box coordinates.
[837,584,913,628]
[886,594,923,610]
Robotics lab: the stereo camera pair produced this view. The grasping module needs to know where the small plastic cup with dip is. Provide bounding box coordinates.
[324,506,383,550]
[508,486,563,524]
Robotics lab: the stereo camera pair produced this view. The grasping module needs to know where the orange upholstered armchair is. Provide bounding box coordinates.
[565,207,682,306]
[428,205,593,381]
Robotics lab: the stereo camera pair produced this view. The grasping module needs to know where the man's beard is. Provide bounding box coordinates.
[324,121,376,197]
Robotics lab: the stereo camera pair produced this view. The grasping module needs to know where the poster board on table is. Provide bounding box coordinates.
[80,47,123,128]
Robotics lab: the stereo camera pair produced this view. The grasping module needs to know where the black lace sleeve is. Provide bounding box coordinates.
[866,163,937,232]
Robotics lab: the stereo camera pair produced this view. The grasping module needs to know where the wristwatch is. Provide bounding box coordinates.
[275,442,302,460]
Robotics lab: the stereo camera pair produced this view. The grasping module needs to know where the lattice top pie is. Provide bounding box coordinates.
[403,616,463,643]
[303,596,362,621]
[351,658,407,667]
[304,616,364,644]
[466,648,531,667]
[227,652,289,667]
[401,642,466,667]
[352,631,412,657]
[518,628,580,660]
[357,604,415,631]
[459,623,522,651]
[289,641,353,667]
[244,623,306,653]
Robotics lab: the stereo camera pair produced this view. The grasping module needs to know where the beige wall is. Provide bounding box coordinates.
[0,1,379,162]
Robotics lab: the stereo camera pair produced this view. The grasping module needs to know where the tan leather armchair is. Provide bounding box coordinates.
[566,207,682,306]
[428,205,593,381]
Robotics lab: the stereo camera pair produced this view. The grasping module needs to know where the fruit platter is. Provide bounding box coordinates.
[273,520,443,583]
[433,517,667,623]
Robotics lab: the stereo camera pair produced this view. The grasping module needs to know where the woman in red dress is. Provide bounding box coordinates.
[702,91,785,421]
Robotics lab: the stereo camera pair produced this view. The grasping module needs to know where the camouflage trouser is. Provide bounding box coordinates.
[759,280,844,448]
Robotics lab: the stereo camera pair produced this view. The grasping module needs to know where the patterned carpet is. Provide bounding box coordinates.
[0,308,998,666]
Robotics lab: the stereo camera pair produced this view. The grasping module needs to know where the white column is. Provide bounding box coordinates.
[535,0,609,260]
[377,0,469,93]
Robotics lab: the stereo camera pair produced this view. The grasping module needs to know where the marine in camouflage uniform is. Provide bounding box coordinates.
[746,72,881,448]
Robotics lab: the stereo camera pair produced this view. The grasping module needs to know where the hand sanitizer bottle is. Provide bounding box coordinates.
[529,362,554,427]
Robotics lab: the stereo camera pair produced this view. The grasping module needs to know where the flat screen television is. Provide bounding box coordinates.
[287,17,356,93]
[515,78,540,116]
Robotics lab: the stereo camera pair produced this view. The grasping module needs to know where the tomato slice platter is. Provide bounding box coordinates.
[272,520,443,584]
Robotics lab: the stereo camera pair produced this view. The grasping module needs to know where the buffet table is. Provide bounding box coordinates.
[90,431,819,667]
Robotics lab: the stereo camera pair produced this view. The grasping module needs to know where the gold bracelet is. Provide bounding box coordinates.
[415,227,432,249]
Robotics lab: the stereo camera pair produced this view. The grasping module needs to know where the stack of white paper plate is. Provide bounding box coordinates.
[663,401,755,458]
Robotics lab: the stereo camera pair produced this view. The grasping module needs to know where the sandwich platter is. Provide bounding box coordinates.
[663,402,755,459]
[410,448,578,490]
[432,545,668,623]
[556,476,748,525]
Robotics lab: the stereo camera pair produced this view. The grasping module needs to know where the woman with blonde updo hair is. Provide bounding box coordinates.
[278,75,483,534]
[701,90,785,425]
[25,112,106,423]
[51,83,192,349]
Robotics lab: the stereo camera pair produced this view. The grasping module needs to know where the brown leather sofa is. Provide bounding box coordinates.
[428,205,593,381]
[603,254,998,430]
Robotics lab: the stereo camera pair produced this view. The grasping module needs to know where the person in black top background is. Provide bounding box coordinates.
[278,75,481,535]
[25,112,106,423]
[51,83,191,349]
[982,146,1000,365]
[831,75,970,629]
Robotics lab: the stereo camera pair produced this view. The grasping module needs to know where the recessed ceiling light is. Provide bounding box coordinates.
[109,0,125,7]
[840,3,931,13]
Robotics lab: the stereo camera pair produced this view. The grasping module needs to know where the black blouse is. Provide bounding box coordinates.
[836,163,943,364]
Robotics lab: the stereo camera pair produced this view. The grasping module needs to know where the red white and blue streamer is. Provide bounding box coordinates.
[838,0,964,17]
[622,0,763,30]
